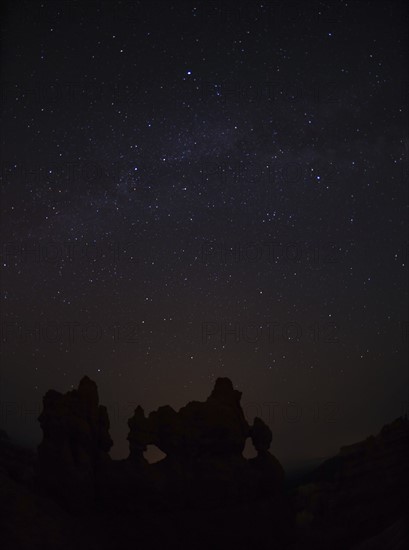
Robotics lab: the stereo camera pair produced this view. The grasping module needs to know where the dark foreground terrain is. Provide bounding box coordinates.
[1,377,408,549]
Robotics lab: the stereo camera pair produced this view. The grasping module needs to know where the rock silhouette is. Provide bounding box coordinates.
[1,380,408,550]
[249,416,285,496]
[36,376,286,512]
[37,376,113,509]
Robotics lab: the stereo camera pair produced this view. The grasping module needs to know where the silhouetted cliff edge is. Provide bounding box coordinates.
[292,416,409,549]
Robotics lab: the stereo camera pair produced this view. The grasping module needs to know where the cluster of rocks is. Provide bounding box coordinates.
[36,376,285,512]
[2,379,408,549]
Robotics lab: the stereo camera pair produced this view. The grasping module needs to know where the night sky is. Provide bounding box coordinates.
[1,0,408,467]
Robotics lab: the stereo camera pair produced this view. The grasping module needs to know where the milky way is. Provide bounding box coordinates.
[1,0,407,464]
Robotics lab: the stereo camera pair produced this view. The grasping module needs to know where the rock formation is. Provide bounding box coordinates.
[4,378,406,549]
[249,417,285,495]
[37,375,285,511]
[127,405,150,464]
[124,377,287,508]
[293,416,409,548]
[145,377,250,460]
[37,376,113,510]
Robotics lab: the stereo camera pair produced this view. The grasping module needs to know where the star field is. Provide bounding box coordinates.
[0,0,408,464]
